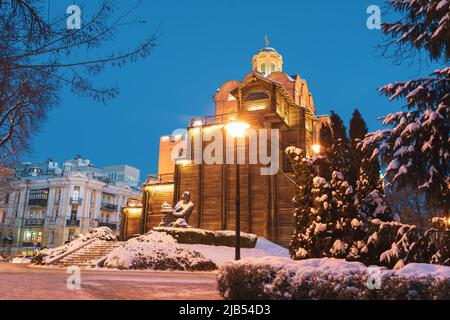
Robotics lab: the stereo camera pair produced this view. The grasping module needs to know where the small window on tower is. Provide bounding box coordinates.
[271,63,276,73]
[261,63,266,74]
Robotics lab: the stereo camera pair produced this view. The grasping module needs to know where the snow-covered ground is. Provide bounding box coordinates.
[180,237,289,267]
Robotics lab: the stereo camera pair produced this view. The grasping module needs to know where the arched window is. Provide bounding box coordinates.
[260,63,266,74]
[271,63,276,73]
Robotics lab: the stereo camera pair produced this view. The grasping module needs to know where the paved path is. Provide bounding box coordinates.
[0,264,221,300]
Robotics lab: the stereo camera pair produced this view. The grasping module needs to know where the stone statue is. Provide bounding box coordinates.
[158,191,194,228]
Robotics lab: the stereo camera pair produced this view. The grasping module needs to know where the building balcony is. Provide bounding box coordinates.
[66,219,80,227]
[28,198,48,207]
[188,112,237,128]
[100,202,117,211]
[98,221,117,230]
[69,197,82,205]
[24,218,45,226]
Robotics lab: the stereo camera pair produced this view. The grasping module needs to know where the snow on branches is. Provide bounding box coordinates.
[383,0,450,62]
[363,69,449,205]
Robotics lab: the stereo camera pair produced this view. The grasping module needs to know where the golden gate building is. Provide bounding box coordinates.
[122,43,328,246]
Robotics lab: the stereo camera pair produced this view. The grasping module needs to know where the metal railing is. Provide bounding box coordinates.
[28,198,48,206]
[69,197,82,205]
[24,218,45,226]
[65,219,80,227]
[188,112,237,128]
[98,221,118,230]
[100,202,117,211]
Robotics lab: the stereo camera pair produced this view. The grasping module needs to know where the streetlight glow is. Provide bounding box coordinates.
[225,120,250,138]
[312,144,321,154]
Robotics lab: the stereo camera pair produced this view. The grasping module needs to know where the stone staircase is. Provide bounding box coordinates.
[51,241,121,268]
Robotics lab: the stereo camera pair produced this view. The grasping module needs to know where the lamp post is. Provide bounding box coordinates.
[224,120,250,260]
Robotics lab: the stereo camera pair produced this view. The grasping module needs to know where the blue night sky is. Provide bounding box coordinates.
[27,0,437,180]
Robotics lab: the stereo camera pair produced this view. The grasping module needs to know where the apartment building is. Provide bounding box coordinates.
[0,156,141,257]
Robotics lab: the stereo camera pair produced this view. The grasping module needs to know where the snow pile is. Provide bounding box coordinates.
[217,257,450,300]
[103,231,217,271]
[395,263,450,278]
[180,237,289,267]
[33,227,117,265]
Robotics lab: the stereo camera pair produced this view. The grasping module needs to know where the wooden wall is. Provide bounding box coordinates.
[143,184,174,232]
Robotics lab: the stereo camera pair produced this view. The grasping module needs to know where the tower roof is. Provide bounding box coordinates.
[252,36,283,76]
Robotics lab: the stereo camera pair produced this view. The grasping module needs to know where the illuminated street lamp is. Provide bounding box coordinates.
[311,144,321,176]
[225,120,250,260]
[224,121,250,138]
[311,144,321,155]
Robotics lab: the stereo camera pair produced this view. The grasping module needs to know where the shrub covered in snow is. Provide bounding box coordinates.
[153,227,257,248]
[217,257,450,300]
[103,231,217,271]
[33,227,117,265]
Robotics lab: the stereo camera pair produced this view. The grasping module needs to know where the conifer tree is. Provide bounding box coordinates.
[285,147,315,259]
[329,171,366,259]
[318,123,333,180]
[348,109,369,187]
[327,111,350,177]
[364,0,449,209]
[309,176,335,258]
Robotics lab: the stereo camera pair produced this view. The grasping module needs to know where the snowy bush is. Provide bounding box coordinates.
[153,227,257,248]
[217,257,450,300]
[33,227,117,265]
[103,231,217,271]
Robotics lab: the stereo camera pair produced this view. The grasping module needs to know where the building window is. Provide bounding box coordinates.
[260,63,266,74]
[271,63,276,73]
[68,229,76,242]
[48,231,54,245]
[4,193,9,204]
[72,188,80,201]
[23,230,42,243]
[54,189,61,204]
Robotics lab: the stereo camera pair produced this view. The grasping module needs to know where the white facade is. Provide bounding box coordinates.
[0,167,141,257]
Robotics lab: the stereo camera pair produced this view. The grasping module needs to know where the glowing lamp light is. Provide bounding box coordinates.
[193,120,203,127]
[311,144,321,154]
[176,159,192,166]
[125,208,142,216]
[225,120,250,138]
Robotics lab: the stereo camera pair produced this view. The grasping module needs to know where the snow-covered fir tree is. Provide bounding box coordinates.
[309,176,335,258]
[355,157,391,221]
[327,111,350,179]
[364,0,449,209]
[285,147,315,259]
[329,171,367,260]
